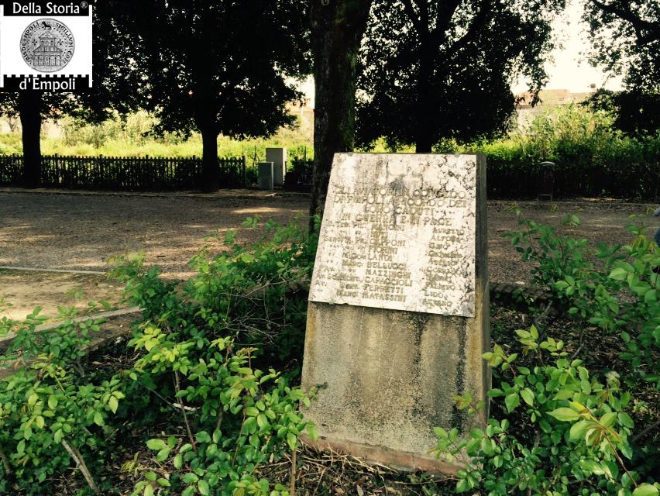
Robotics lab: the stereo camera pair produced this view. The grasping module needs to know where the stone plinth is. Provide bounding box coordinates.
[302,153,489,472]
[266,147,287,186]
[257,161,274,190]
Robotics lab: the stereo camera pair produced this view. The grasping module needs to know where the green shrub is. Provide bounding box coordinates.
[447,105,660,200]
[435,328,658,496]
[128,337,312,496]
[508,215,660,387]
[0,308,124,495]
[435,216,658,495]
[112,217,317,367]
[0,219,318,495]
[109,218,318,495]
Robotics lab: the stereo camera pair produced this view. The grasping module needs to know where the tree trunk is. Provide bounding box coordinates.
[309,0,373,228]
[18,90,42,188]
[414,41,435,153]
[199,124,220,192]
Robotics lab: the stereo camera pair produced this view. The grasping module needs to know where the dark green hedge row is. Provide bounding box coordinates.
[284,134,660,200]
[482,135,660,200]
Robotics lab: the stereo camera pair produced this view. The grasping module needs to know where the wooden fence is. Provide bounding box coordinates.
[0,154,247,191]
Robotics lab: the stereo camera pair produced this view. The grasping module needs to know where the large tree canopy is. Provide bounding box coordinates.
[586,88,660,135]
[585,0,660,92]
[122,0,310,191]
[356,0,565,152]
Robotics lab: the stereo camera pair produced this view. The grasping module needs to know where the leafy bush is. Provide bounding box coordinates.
[435,328,659,496]
[0,308,124,495]
[128,337,311,496]
[435,215,658,495]
[508,215,659,386]
[0,219,318,495]
[111,218,318,495]
[446,105,660,200]
[113,218,316,368]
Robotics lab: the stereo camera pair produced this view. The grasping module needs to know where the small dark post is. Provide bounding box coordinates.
[654,207,660,247]
[538,161,555,201]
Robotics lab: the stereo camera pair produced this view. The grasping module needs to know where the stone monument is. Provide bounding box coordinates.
[257,161,274,190]
[302,153,489,473]
[266,147,287,186]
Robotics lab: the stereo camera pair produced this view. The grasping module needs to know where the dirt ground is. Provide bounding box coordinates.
[1,189,657,320]
[0,270,124,320]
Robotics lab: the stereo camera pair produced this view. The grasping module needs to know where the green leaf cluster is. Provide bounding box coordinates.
[435,328,657,495]
[508,216,659,386]
[0,308,124,494]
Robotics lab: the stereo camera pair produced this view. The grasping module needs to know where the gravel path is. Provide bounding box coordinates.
[1,190,657,318]
[0,190,308,276]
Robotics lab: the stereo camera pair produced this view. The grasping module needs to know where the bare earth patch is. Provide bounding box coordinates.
[488,200,657,285]
[1,190,657,318]
[0,270,124,320]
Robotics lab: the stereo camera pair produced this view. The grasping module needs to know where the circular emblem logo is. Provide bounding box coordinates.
[20,19,75,73]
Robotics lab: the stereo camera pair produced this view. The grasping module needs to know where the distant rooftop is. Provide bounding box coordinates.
[516,89,595,109]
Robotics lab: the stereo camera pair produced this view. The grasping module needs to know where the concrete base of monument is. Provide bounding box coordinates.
[301,300,489,473]
[300,434,463,475]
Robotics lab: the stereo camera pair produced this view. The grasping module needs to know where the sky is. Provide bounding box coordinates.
[513,0,623,93]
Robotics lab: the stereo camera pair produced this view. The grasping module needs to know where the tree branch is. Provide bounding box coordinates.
[591,0,660,44]
[431,0,463,47]
[445,0,492,57]
[174,371,197,450]
[400,0,425,35]
[61,439,100,495]
[289,448,297,496]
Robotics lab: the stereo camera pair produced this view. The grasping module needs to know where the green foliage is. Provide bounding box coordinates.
[447,105,660,200]
[1,220,318,494]
[61,111,162,150]
[4,104,657,201]
[585,89,660,136]
[0,112,313,161]
[0,308,124,494]
[435,328,658,496]
[127,337,311,496]
[583,0,659,92]
[112,218,317,365]
[357,0,564,150]
[508,215,660,387]
[109,218,318,495]
[116,0,310,187]
[436,214,658,495]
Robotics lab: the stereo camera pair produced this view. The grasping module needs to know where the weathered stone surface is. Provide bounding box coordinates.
[257,162,274,190]
[302,153,489,472]
[309,153,477,317]
[266,147,287,186]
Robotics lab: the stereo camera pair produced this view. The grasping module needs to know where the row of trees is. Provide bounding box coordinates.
[311,0,659,217]
[0,0,657,208]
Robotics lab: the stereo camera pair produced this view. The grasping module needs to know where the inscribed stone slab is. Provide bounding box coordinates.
[309,153,477,317]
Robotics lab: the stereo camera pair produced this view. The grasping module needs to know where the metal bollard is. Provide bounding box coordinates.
[538,161,555,201]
